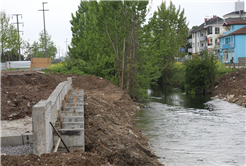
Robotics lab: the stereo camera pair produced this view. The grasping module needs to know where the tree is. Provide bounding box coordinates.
[0,11,23,62]
[147,1,189,82]
[38,30,57,59]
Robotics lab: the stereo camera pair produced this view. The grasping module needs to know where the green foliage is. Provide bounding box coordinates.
[184,51,217,94]
[168,62,185,86]
[216,61,236,77]
[0,11,25,62]
[146,1,189,81]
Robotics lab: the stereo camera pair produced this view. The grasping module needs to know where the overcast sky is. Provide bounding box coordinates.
[0,0,243,58]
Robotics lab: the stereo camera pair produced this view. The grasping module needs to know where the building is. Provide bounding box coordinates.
[218,0,246,63]
[189,16,226,55]
[218,20,246,63]
[189,0,246,57]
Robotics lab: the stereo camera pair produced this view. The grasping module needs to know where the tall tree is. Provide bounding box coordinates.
[0,11,23,62]
[147,1,189,81]
[38,30,57,59]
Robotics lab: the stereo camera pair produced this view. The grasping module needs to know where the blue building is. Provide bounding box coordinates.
[219,20,246,63]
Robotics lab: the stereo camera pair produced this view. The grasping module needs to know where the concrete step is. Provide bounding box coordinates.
[66,103,83,107]
[53,128,84,149]
[68,95,84,98]
[61,111,84,116]
[68,99,83,104]
[61,116,84,122]
[65,107,83,111]
[55,122,84,129]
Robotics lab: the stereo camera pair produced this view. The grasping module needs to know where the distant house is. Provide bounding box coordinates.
[188,0,246,57]
[218,20,246,63]
[189,16,226,55]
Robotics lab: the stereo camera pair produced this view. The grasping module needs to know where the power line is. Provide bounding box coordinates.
[38,2,49,58]
[12,14,24,61]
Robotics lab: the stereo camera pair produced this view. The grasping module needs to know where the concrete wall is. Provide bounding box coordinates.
[32,77,72,155]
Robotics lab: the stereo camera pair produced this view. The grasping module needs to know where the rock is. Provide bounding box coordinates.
[27,102,30,107]
[232,98,238,103]
[215,85,218,89]
[9,112,18,118]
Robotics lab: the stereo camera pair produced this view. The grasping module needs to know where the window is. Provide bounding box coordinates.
[201,33,203,37]
[201,43,204,47]
[215,27,220,34]
[208,26,212,34]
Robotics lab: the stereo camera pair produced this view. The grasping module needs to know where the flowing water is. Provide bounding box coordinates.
[134,85,246,166]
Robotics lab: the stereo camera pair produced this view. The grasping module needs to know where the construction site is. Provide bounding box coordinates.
[1,70,162,166]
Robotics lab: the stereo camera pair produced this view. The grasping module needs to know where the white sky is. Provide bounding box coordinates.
[1,0,243,58]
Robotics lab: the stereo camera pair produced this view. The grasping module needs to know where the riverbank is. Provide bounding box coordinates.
[1,72,162,166]
[213,68,246,108]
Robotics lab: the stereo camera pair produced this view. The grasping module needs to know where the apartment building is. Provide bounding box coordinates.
[189,16,226,55]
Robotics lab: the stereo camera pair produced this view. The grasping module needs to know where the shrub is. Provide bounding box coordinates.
[184,51,217,94]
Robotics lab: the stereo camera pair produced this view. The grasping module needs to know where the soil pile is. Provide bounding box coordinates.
[1,71,67,120]
[1,72,162,166]
[213,68,246,107]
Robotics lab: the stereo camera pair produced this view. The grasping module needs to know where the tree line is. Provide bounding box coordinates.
[0,11,57,62]
[67,1,189,100]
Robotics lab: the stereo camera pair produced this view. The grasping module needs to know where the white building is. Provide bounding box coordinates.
[189,0,246,55]
[189,16,226,55]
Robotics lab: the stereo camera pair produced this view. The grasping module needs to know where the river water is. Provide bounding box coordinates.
[134,85,246,166]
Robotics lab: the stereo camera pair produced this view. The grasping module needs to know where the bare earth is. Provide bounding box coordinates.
[1,71,162,166]
[213,68,246,108]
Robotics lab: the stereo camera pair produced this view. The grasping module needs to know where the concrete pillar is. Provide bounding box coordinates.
[32,100,47,155]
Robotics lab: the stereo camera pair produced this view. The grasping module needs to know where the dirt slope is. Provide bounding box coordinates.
[213,68,246,107]
[1,72,162,166]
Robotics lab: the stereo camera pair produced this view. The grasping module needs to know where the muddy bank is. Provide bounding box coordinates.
[213,68,246,108]
[1,72,162,166]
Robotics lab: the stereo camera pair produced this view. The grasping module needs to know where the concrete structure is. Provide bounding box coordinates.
[218,20,246,63]
[32,77,72,155]
[1,133,33,146]
[53,89,84,150]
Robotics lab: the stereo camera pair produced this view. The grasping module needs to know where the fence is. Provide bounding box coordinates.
[1,58,51,70]
[31,58,51,68]
[1,61,31,70]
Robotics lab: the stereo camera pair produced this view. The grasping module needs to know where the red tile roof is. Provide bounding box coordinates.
[223,20,246,26]
[219,26,246,38]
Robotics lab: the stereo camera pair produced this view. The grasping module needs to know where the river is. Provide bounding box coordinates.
[133,85,246,166]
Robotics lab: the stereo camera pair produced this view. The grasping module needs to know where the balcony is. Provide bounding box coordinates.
[223,42,234,49]
[188,38,192,43]
[199,46,207,51]
[199,36,207,41]
[188,48,192,53]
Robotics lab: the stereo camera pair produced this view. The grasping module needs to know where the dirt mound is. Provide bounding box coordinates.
[1,72,162,166]
[1,150,108,166]
[213,68,246,107]
[1,73,67,120]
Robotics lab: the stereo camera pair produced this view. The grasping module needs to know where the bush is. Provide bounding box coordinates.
[168,62,185,87]
[216,61,236,77]
[184,51,217,94]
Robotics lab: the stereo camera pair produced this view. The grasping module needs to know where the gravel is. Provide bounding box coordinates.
[1,144,33,156]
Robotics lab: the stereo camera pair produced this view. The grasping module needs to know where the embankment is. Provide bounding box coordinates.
[1,72,162,166]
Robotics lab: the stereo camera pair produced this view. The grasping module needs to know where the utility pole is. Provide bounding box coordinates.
[1,30,4,61]
[39,2,49,58]
[58,46,60,61]
[12,14,24,61]
[65,38,68,57]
